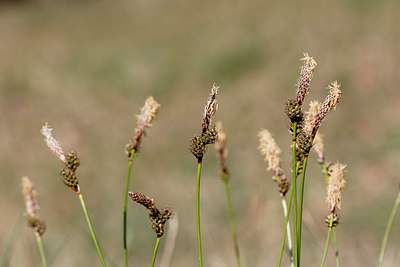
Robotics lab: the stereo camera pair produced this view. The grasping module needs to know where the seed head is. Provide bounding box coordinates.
[202,84,219,135]
[303,101,321,136]
[60,168,79,193]
[129,192,172,237]
[125,96,161,157]
[296,53,317,106]
[312,82,342,138]
[326,162,346,212]
[21,177,46,236]
[258,129,282,174]
[285,99,303,124]
[41,123,67,164]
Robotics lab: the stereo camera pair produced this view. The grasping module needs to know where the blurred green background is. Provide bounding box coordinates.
[1,0,400,266]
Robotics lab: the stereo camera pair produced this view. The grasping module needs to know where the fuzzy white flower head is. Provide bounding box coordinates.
[136,96,161,128]
[258,129,282,173]
[41,123,66,164]
[327,162,346,212]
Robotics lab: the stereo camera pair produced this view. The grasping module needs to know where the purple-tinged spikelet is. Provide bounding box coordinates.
[41,123,67,164]
[296,53,317,106]
[125,96,161,157]
[129,192,172,237]
[22,177,46,236]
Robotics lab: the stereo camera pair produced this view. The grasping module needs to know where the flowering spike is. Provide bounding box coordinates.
[21,177,46,236]
[41,123,66,164]
[296,53,317,105]
[202,84,219,135]
[311,81,342,138]
[215,121,229,182]
[125,96,161,157]
[326,162,346,212]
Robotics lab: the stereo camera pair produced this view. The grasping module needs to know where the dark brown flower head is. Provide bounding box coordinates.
[191,84,219,161]
[22,177,46,236]
[285,99,304,124]
[325,213,340,228]
[150,207,173,237]
[129,192,172,237]
[296,53,317,106]
[60,168,79,193]
[296,131,313,154]
[66,151,80,172]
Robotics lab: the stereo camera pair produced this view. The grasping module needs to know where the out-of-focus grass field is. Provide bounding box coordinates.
[1,0,400,266]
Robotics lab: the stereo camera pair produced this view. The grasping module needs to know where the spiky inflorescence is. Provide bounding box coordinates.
[296,53,317,106]
[125,96,161,157]
[311,81,342,139]
[202,84,219,135]
[285,99,304,124]
[129,192,172,237]
[60,168,79,192]
[215,121,229,182]
[41,123,67,164]
[190,84,219,161]
[22,177,46,236]
[326,162,346,213]
[258,129,289,195]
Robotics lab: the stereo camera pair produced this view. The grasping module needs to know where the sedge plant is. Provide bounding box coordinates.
[21,177,47,267]
[123,96,160,267]
[128,192,172,267]
[214,121,242,267]
[41,123,106,266]
[189,84,219,266]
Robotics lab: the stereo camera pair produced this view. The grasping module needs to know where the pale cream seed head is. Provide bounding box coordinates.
[41,123,67,164]
[258,129,282,173]
[215,121,226,152]
[136,96,161,128]
[304,101,321,135]
[326,162,346,212]
[22,176,37,219]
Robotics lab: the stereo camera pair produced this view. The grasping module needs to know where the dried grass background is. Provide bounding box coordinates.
[1,0,400,266]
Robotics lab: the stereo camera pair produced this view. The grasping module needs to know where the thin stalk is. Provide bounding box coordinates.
[151,237,161,267]
[291,122,298,267]
[281,197,295,267]
[278,161,300,267]
[378,190,400,267]
[321,214,334,267]
[297,155,309,264]
[123,150,136,267]
[332,228,339,267]
[196,161,203,267]
[78,188,106,267]
[223,179,242,267]
[34,232,47,267]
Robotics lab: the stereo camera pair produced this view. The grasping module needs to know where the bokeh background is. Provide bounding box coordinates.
[1,0,400,266]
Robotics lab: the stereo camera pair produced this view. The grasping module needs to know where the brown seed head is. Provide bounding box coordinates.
[296,53,317,106]
[60,168,79,193]
[326,162,346,212]
[129,192,159,215]
[202,84,219,135]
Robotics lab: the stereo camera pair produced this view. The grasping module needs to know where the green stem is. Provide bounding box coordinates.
[34,232,47,267]
[332,228,339,267]
[151,237,161,267]
[78,188,106,267]
[223,180,242,267]
[123,150,136,267]
[291,122,298,267]
[321,214,334,267]
[196,161,203,267]
[281,197,295,267]
[378,190,400,267]
[297,155,309,264]
[278,161,300,267]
